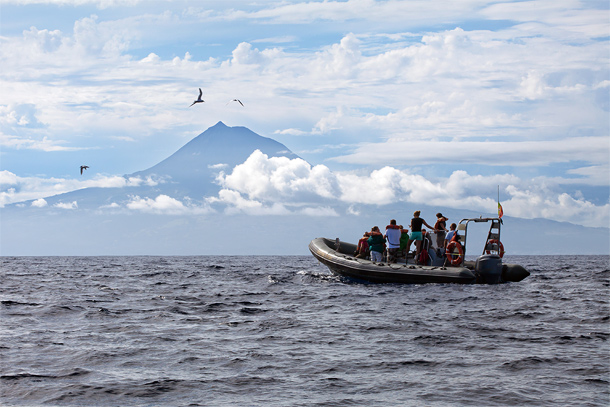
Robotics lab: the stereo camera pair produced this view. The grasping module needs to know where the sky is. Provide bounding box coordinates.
[1,0,609,230]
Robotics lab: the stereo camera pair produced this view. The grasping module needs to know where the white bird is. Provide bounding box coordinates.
[227,99,244,107]
[189,88,204,107]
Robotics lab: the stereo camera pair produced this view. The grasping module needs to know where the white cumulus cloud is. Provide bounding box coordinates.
[126,194,212,215]
[214,151,609,227]
[31,198,48,207]
[54,201,78,209]
[0,171,164,207]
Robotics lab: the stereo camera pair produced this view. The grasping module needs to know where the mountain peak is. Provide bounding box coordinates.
[130,122,301,196]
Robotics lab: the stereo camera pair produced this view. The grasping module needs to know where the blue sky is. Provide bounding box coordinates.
[1,0,609,229]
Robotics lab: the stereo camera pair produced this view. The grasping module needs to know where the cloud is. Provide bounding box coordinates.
[224,0,490,26]
[214,151,609,227]
[217,150,339,203]
[299,206,339,217]
[99,202,120,209]
[0,104,45,128]
[53,201,78,209]
[31,198,48,207]
[2,4,607,173]
[126,194,212,215]
[0,133,81,151]
[4,1,142,8]
[207,189,292,216]
[331,136,610,174]
[0,1,607,229]
[0,170,163,207]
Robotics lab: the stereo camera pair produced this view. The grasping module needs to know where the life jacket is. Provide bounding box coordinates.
[385,225,401,247]
[419,247,430,265]
[357,237,369,253]
[434,218,447,231]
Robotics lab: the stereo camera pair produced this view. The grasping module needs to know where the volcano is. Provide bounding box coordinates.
[131,121,300,197]
[22,122,300,208]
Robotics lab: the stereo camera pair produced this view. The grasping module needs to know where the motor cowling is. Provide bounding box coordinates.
[474,254,503,284]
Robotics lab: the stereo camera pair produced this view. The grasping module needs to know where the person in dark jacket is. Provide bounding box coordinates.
[399,225,409,258]
[434,213,448,252]
[367,226,386,263]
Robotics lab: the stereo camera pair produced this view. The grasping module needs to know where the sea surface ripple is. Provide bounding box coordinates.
[1,255,608,406]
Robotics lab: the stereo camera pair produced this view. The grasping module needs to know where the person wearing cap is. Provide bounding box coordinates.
[434,213,449,253]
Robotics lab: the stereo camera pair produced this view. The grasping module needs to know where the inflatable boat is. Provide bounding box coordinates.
[309,217,529,285]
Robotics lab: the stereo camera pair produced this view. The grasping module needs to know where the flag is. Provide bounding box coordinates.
[498,202,504,218]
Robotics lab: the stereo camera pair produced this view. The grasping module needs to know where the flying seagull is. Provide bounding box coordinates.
[227,99,244,107]
[80,165,89,175]
[189,88,205,107]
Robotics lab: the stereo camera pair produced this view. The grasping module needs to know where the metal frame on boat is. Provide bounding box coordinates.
[309,217,529,284]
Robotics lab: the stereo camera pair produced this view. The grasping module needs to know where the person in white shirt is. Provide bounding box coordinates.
[384,219,402,263]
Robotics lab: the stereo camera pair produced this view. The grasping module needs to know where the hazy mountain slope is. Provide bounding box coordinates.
[135,121,299,178]
[15,122,300,208]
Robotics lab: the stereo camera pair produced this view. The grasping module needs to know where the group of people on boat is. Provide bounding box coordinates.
[354,211,462,266]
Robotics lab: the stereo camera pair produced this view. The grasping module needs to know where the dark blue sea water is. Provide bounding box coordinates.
[1,255,608,407]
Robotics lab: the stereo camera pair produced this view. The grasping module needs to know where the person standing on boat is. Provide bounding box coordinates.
[434,213,448,254]
[384,219,402,263]
[399,225,409,258]
[367,226,386,263]
[406,211,435,264]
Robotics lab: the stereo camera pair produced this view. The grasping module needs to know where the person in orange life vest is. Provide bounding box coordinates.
[433,213,448,251]
[406,210,435,264]
[367,226,386,263]
[384,219,402,263]
[355,232,370,258]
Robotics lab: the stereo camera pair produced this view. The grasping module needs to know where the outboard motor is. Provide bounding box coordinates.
[474,254,503,284]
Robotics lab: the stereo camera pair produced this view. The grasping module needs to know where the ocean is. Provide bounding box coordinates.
[1,255,608,407]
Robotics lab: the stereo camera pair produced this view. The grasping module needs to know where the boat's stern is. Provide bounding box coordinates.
[474,254,503,284]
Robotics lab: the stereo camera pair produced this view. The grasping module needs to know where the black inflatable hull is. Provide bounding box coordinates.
[309,237,529,285]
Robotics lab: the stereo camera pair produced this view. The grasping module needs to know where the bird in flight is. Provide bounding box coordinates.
[227,99,244,107]
[80,165,89,175]
[189,88,205,107]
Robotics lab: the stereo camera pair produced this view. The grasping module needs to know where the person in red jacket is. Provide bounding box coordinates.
[354,232,370,258]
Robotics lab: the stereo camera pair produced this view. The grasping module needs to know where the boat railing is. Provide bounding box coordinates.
[458,217,503,260]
